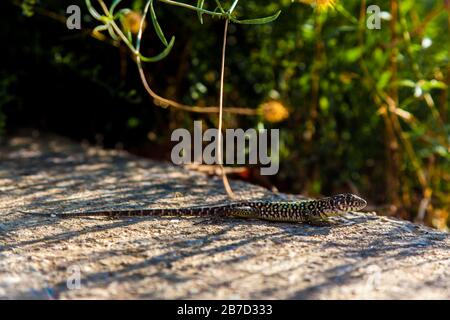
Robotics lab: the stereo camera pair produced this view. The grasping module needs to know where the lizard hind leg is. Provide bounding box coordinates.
[229,207,259,220]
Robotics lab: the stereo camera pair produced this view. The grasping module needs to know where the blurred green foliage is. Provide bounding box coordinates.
[1,0,449,229]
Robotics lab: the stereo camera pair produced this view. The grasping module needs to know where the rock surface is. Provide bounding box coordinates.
[0,133,449,299]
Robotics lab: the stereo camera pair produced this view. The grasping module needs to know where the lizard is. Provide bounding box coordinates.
[19,193,367,224]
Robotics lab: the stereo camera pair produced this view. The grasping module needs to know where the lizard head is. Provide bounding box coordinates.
[329,193,367,213]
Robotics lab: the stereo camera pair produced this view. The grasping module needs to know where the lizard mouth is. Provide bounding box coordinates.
[353,196,368,211]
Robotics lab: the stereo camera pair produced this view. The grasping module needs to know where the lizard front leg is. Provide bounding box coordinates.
[305,212,336,226]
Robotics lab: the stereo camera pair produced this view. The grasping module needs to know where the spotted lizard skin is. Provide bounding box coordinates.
[20,193,367,223]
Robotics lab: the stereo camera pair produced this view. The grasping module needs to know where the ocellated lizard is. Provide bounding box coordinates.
[19,193,367,224]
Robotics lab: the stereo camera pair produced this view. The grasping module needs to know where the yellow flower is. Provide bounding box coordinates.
[122,11,145,35]
[259,100,290,123]
[431,208,449,232]
[299,0,337,12]
[339,72,358,84]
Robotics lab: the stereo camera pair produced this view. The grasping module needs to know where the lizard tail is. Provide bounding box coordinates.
[17,203,243,218]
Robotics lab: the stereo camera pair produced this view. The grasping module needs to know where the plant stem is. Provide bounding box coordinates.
[217,19,235,198]
[99,0,255,115]
[228,0,239,14]
[157,0,224,17]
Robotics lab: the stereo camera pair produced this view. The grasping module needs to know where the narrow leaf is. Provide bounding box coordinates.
[85,0,102,20]
[398,80,416,88]
[110,0,123,14]
[228,0,239,14]
[422,80,447,90]
[150,0,168,47]
[230,10,281,25]
[197,0,205,24]
[140,36,175,62]
[214,0,225,13]
[114,8,131,20]
[377,71,392,90]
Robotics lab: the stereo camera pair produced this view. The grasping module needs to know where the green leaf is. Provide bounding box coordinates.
[335,3,358,24]
[110,0,123,14]
[230,10,281,25]
[422,80,447,91]
[85,0,102,20]
[114,8,131,20]
[344,47,364,63]
[150,0,168,47]
[377,71,392,90]
[106,24,119,41]
[126,29,133,43]
[93,24,109,34]
[228,0,239,14]
[398,80,416,88]
[214,0,225,13]
[140,36,175,62]
[197,0,205,24]
[433,145,449,158]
